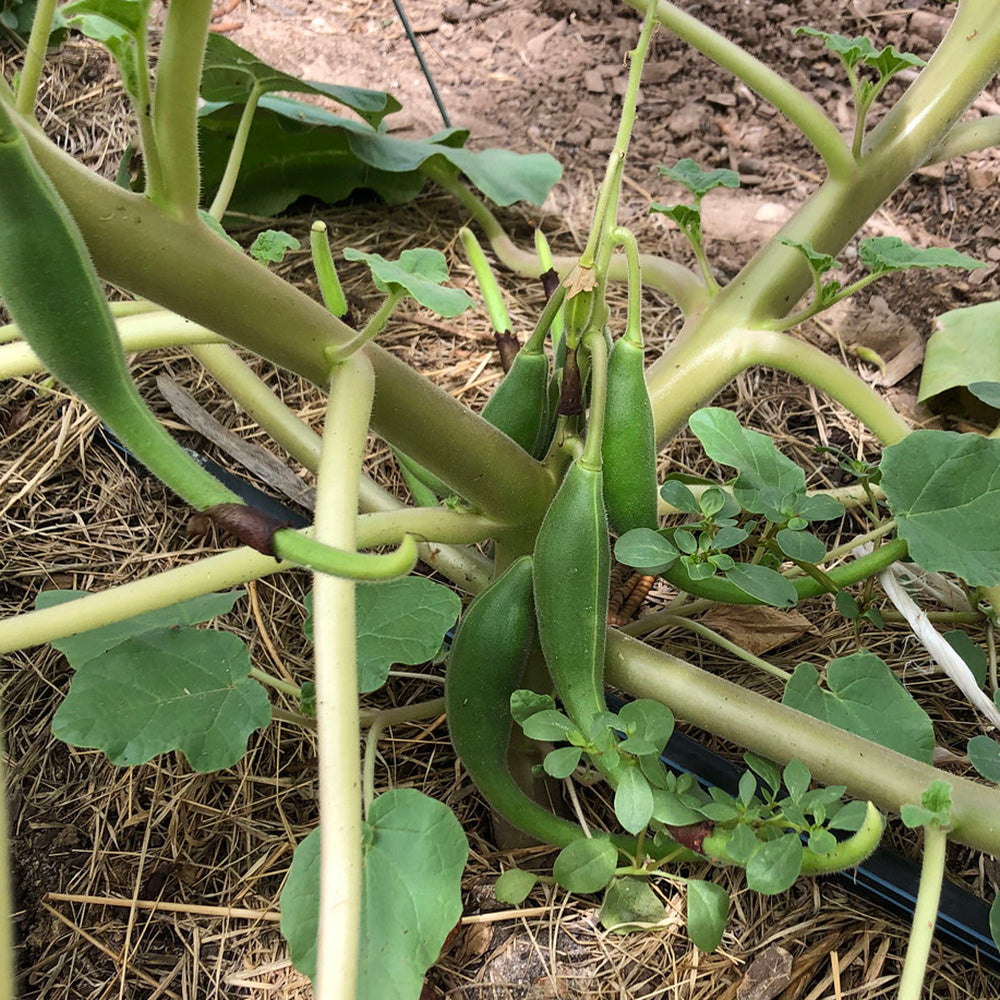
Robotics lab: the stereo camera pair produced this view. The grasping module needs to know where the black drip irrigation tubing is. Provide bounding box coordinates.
[392,0,452,129]
[101,430,1000,972]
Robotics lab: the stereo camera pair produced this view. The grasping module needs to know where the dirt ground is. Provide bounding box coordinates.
[3,0,1000,997]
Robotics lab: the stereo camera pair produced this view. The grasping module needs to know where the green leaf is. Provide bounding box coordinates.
[836,590,860,620]
[827,799,870,832]
[880,431,1000,586]
[699,801,741,823]
[794,493,846,522]
[305,579,460,693]
[62,0,150,98]
[52,628,270,771]
[968,735,1000,784]
[943,630,987,687]
[617,699,675,754]
[792,27,878,69]
[651,788,705,826]
[495,868,538,904]
[614,766,654,835]
[552,837,619,894]
[779,237,836,275]
[249,229,300,265]
[858,237,985,276]
[658,158,740,199]
[543,746,583,779]
[807,828,838,855]
[659,479,701,514]
[280,789,468,996]
[783,759,811,803]
[521,709,577,741]
[686,880,728,952]
[648,202,701,238]
[710,525,748,550]
[343,247,472,318]
[745,833,803,894]
[614,528,679,574]
[200,33,400,127]
[868,45,926,78]
[724,563,798,608]
[743,753,781,795]
[600,876,667,933]
[724,824,758,864]
[510,689,557,724]
[197,210,243,251]
[688,408,806,514]
[737,770,757,807]
[782,652,934,762]
[36,589,243,666]
[918,302,1000,412]
[775,528,826,564]
[197,95,561,214]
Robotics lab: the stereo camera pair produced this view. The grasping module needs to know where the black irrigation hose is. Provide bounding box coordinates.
[102,431,1000,972]
[391,0,452,129]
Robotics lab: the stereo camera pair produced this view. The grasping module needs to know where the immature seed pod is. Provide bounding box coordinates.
[601,336,658,534]
[532,459,611,731]
[482,347,550,457]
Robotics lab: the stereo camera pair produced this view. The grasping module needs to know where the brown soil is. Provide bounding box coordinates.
[3,1,1000,998]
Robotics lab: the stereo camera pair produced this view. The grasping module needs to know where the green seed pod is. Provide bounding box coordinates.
[482,348,550,457]
[533,459,611,730]
[446,556,692,860]
[602,336,658,534]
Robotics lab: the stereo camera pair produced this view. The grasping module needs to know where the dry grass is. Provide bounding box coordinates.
[2,27,999,1000]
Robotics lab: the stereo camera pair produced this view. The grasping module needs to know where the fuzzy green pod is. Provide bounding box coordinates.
[482,347,550,457]
[602,336,658,534]
[533,459,611,730]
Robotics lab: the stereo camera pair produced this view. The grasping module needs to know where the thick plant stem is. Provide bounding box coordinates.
[896,825,948,1000]
[310,354,374,1000]
[19,132,552,523]
[605,631,1000,856]
[152,0,213,217]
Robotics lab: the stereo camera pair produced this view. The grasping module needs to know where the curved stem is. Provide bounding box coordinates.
[208,84,263,221]
[151,0,212,217]
[744,329,911,444]
[625,0,853,179]
[896,825,948,1000]
[356,508,503,546]
[190,342,324,471]
[361,697,446,814]
[924,115,1000,164]
[310,353,374,1000]
[581,328,608,469]
[249,666,300,698]
[605,631,1000,856]
[327,290,404,363]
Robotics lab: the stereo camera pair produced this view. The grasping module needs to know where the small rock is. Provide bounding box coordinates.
[584,69,605,93]
[909,10,949,45]
[737,946,793,1000]
[643,60,681,83]
[442,1,467,21]
[706,91,737,107]
[589,137,616,153]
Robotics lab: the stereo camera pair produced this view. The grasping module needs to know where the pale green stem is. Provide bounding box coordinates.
[820,521,896,563]
[311,222,348,318]
[924,115,1000,164]
[606,631,1000,856]
[460,226,513,334]
[662,482,886,516]
[0,312,224,378]
[248,667,300,698]
[896,825,948,1000]
[656,615,791,681]
[767,271,886,332]
[356,508,503,546]
[326,291,404,363]
[361,697,446,814]
[581,328,608,470]
[208,84,263,221]
[425,165,707,315]
[743,329,911,444]
[310,354,374,1000]
[14,0,57,115]
[626,0,853,178]
[612,227,643,348]
[189,342,324,471]
[272,706,316,729]
[151,0,212,216]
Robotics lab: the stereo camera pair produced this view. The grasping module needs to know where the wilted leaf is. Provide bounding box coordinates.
[702,605,816,656]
